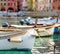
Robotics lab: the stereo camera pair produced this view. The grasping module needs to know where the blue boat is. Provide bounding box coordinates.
[54,18,60,33]
[28,17,57,26]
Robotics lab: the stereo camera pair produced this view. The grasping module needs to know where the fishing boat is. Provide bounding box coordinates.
[11,22,55,37]
[28,17,56,37]
[37,18,56,36]
[36,25,55,37]
[0,25,38,50]
[28,17,57,26]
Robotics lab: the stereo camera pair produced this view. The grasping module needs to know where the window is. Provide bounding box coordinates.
[1,0,3,1]
[8,3,10,6]
[1,3,2,5]
[53,7,54,9]
[11,3,15,6]
[58,6,60,10]
[4,0,6,1]
[13,3,15,6]
[8,0,10,1]
[11,3,14,6]
[50,0,51,3]
[53,0,57,2]
[4,3,6,6]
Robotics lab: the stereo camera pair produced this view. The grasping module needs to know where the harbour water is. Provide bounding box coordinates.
[32,34,60,54]
[0,34,60,54]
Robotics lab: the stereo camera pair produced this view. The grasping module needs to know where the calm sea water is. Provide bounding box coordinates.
[0,51,32,54]
[0,34,60,54]
[34,33,60,47]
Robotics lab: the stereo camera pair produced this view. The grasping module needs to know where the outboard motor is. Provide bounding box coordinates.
[19,19,24,25]
[25,21,30,25]
[2,22,9,27]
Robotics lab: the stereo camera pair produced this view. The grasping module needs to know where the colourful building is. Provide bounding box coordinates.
[37,0,53,11]
[21,0,28,10]
[52,0,60,11]
[32,0,37,11]
[0,0,6,11]
[0,0,17,12]
[19,0,36,11]
[19,0,23,10]
[6,0,17,12]
[28,0,33,10]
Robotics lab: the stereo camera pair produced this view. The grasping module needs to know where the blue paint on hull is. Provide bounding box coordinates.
[54,27,60,33]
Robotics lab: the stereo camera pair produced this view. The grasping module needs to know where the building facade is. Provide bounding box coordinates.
[6,0,17,12]
[0,0,7,11]
[52,0,60,11]
[37,0,53,11]
[19,0,23,10]
[0,0,17,12]
[0,0,55,12]
[28,0,33,10]
[18,0,53,11]
[19,0,36,11]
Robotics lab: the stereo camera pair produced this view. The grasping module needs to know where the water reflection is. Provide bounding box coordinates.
[34,34,60,51]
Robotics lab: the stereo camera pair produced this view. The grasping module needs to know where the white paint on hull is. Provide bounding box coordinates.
[37,27,54,36]
[0,28,38,50]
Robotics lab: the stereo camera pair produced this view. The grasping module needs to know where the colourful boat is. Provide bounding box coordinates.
[54,22,60,33]
[28,18,57,26]
[24,18,56,36]
[54,18,60,33]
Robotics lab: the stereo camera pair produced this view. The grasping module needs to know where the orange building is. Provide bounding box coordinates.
[0,0,6,11]
[52,0,60,11]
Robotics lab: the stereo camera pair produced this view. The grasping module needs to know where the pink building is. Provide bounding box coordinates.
[19,0,28,11]
[52,0,60,11]
[19,0,23,10]
[37,0,53,11]
[6,0,17,12]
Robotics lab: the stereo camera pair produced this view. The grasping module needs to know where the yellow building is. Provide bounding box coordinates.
[28,0,33,10]
[28,0,37,11]
[32,0,37,11]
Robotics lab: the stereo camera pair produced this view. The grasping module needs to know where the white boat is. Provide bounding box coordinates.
[0,25,38,50]
[30,18,55,37]
[11,25,55,37]
[36,25,55,37]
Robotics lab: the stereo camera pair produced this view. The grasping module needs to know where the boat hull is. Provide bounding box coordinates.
[37,27,54,36]
[0,29,36,50]
[54,23,60,33]
[0,38,35,50]
[54,27,60,33]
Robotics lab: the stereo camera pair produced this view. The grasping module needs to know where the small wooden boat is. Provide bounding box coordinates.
[0,25,38,50]
[32,18,55,37]
[35,25,55,37]
[29,18,57,26]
